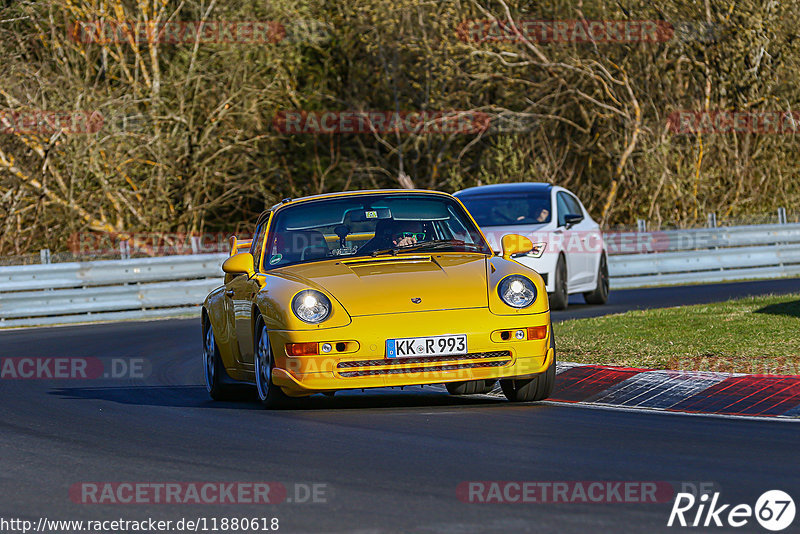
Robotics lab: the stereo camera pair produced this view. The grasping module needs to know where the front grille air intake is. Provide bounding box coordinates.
[336,350,512,377]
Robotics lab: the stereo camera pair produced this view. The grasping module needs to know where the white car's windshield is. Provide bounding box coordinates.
[459,192,552,227]
[262,193,492,269]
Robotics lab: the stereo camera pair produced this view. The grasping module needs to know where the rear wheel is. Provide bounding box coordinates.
[548,255,568,310]
[203,322,237,401]
[583,252,609,305]
[445,379,496,395]
[500,328,556,402]
[254,321,291,408]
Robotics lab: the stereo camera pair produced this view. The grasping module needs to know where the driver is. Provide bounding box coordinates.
[391,220,427,247]
[362,219,428,251]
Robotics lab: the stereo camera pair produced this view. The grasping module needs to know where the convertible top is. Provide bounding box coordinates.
[268,189,451,212]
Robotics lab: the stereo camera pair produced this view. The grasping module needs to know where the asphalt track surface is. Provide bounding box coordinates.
[1,279,799,533]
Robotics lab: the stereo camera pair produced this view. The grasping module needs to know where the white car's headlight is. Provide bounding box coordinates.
[527,242,547,258]
[498,275,537,308]
[292,290,332,323]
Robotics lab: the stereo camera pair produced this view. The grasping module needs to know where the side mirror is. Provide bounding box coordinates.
[501,234,533,260]
[222,252,255,277]
[228,235,253,256]
[564,213,584,228]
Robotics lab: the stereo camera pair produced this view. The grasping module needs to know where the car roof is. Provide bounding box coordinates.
[454,182,553,197]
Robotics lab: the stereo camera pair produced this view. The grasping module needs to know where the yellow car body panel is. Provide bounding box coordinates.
[202,189,553,397]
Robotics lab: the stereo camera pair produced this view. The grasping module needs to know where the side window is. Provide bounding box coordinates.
[556,192,570,227]
[565,194,583,218]
[250,217,268,272]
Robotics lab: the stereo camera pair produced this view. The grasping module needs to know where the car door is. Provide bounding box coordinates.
[563,192,596,286]
[555,191,584,290]
[225,218,267,368]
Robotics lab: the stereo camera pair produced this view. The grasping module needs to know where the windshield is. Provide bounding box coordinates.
[262,193,492,269]
[458,192,552,227]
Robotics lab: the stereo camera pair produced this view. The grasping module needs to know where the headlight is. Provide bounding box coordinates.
[527,242,547,258]
[292,290,332,323]
[498,275,536,308]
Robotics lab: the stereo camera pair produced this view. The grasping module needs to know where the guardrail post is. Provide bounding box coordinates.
[39,249,51,264]
[637,219,647,232]
[190,236,200,254]
[778,207,787,224]
[119,240,131,260]
[707,213,717,228]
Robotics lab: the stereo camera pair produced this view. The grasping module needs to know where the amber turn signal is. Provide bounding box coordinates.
[286,342,319,356]
[527,326,548,340]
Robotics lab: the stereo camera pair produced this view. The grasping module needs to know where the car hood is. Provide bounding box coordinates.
[273,254,489,316]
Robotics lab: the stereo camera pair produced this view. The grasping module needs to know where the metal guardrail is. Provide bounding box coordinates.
[1,223,799,327]
[605,223,800,255]
[0,253,227,291]
[607,223,800,289]
[0,254,227,327]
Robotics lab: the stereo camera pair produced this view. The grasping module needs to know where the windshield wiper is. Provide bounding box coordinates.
[394,240,485,253]
[368,240,485,257]
[370,247,400,257]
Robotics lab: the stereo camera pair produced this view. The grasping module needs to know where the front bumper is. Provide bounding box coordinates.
[268,308,553,396]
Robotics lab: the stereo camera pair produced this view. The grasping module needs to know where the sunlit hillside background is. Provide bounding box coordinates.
[1,0,798,256]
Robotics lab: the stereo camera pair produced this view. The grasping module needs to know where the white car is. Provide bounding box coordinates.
[454,183,608,309]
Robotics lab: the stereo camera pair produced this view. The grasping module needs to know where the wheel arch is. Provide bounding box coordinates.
[201,305,215,340]
[251,303,265,347]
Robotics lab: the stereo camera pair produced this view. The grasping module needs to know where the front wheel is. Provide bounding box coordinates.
[500,328,556,402]
[203,323,237,401]
[254,321,291,408]
[583,252,609,305]
[548,255,568,310]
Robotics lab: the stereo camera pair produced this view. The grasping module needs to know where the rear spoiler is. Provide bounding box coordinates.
[229,236,253,256]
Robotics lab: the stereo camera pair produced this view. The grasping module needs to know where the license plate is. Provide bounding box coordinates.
[386,334,467,358]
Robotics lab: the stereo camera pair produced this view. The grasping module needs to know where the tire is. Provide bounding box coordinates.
[548,254,568,310]
[254,320,292,409]
[445,379,496,395]
[500,327,556,402]
[203,321,237,401]
[583,252,610,305]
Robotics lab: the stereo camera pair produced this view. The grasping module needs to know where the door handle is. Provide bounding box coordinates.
[225,290,235,298]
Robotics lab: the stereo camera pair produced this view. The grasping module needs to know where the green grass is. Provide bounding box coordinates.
[554,293,800,375]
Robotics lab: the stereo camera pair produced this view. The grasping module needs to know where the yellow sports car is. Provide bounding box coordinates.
[202,190,555,407]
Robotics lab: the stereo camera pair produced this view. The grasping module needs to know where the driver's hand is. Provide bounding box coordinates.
[393,236,417,247]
